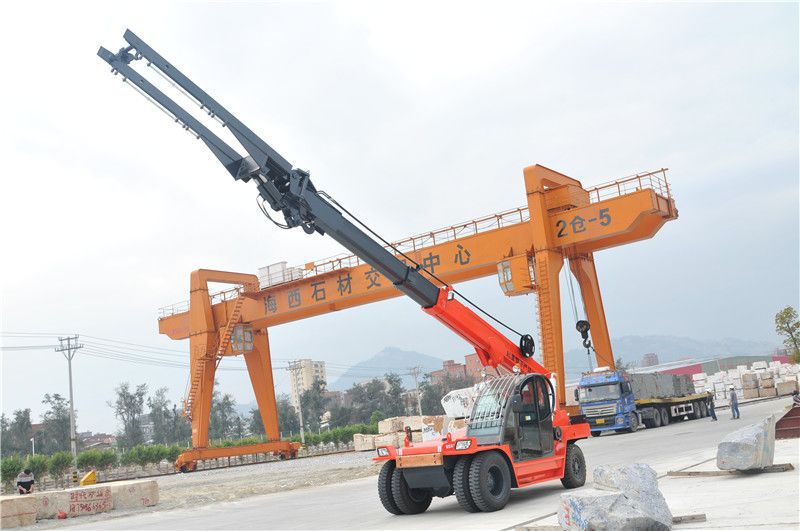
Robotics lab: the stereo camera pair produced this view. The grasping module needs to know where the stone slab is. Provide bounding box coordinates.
[717,414,777,470]
[776,380,798,396]
[353,433,376,452]
[108,480,158,510]
[759,387,777,397]
[0,496,37,528]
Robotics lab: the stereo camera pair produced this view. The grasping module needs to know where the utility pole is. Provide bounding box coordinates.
[287,361,305,444]
[55,335,83,464]
[409,365,423,416]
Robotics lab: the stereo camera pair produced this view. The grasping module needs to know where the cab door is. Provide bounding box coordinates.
[515,376,555,460]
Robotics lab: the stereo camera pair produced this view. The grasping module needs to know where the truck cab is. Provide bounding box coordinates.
[576,368,637,435]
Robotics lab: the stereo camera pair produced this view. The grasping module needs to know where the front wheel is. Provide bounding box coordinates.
[625,413,640,433]
[378,461,403,515]
[590,430,602,437]
[468,451,512,512]
[453,455,480,512]
[561,444,586,489]
[391,466,432,514]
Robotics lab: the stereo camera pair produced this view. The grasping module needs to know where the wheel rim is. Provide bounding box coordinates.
[487,465,504,497]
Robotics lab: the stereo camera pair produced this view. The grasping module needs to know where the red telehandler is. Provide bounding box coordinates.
[97,30,590,514]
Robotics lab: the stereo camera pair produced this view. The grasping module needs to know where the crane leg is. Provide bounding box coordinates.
[244,329,281,441]
[534,249,567,407]
[192,343,216,448]
[569,254,615,370]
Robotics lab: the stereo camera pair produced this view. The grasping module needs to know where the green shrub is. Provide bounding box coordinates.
[24,454,49,483]
[119,449,135,467]
[1,455,25,490]
[77,449,102,470]
[167,445,184,463]
[97,449,118,470]
[48,452,73,486]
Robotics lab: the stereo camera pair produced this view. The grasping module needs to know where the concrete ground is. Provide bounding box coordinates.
[46,397,797,530]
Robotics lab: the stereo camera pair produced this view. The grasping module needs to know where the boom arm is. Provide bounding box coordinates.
[97,30,547,377]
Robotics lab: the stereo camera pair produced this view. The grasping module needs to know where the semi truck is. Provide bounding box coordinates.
[576,367,712,435]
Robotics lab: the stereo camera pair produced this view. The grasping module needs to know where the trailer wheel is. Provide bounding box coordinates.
[390,465,432,514]
[660,407,670,426]
[468,451,512,512]
[691,401,702,420]
[651,409,662,428]
[700,400,708,417]
[453,455,480,512]
[378,460,403,515]
[561,443,586,489]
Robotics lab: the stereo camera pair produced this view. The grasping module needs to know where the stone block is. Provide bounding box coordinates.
[353,433,376,451]
[402,416,426,431]
[759,387,777,398]
[743,380,758,389]
[717,414,777,470]
[760,378,775,388]
[377,418,403,434]
[62,485,113,517]
[559,464,672,530]
[743,388,759,399]
[0,495,37,528]
[422,415,445,433]
[34,490,70,520]
[108,480,158,510]
[776,380,798,396]
[374,432,403,448]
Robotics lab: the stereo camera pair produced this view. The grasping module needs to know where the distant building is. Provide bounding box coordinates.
[323,390,344,407]
[79,432,116,449]
[401,389,420,415]
[641,353,660,367]
[289,359,327,411]
[430,360,467,385]
[465,353,506,382]
[140,414,155,443]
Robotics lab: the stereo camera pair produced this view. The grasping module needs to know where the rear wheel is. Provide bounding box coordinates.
[378,460,403,515]
[691,402,702,420]
[453,455,480,512]
[590,430,602,437]
[660,407,670,426]
[700,401,708,417]
[468,451,512,512]
[652,409,662,428]
[561,444,586,489]
[391,466,432,514]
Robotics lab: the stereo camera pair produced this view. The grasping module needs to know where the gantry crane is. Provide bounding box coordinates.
[97,30,677,477]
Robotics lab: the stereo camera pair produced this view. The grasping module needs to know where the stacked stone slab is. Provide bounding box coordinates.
[717,414,777,470]
[559,463,672,530]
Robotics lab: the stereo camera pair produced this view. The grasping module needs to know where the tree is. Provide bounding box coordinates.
[40,394,72,454]
[328,404,355,428]
[382,372,406,417]
[6,409,32,456]
[1,455,24,490]
[147,387,172,445]
[775,306,800,363]
[48,451,73,487]
[168,405,192,445]
[420,373,474,415]
[109,382,148,449]
[347,378,389,424]
[300,378,328,432]
[275,394,300,436]
[209,382,237,440]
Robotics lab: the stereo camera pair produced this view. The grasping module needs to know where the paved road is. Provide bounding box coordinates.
[74,398,792,530]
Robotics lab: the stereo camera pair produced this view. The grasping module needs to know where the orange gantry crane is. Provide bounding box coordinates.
[155,165,676,469]
[98,30,677,472]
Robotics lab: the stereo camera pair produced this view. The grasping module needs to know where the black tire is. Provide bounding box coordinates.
[626,413,639,433]
[652,409,662,428]
[660,407,670,426]
[453,455,480,512]
[468,451,512,512]
[561,444,586,489]
[591,430,602,437]
[691,402,702,420]
[700,401,708,417]
[378,460,403,515]
[391,465,432,514]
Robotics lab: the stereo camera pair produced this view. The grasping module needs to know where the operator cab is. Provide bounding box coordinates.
[466,374,556,462]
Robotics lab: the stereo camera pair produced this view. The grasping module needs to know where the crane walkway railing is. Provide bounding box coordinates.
[157,169,670,318]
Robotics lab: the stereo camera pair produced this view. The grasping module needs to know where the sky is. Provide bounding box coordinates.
[1,2,797,434]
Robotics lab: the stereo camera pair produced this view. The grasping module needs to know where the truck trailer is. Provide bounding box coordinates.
[576,367,712,435]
